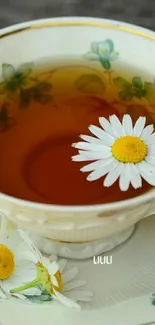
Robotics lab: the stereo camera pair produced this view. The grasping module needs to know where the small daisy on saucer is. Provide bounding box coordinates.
[72,114,155,191]
[11,230,93,309]
[0,215,41,298]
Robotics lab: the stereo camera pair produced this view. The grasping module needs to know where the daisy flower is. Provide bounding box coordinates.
[11,230,93,309]
[72,114,155,191]
[47,255,93,307]
[0,215,41,298]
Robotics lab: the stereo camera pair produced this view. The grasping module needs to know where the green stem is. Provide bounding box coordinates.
[10,277,41,294]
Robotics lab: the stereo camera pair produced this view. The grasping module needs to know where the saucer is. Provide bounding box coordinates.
[1,214,155,325]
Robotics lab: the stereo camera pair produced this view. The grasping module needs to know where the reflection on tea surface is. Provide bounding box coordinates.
[0,59,154,205]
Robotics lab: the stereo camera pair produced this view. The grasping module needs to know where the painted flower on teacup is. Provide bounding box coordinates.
[85,39,119,70]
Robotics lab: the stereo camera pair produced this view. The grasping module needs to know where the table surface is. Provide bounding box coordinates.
[0,0,154,31]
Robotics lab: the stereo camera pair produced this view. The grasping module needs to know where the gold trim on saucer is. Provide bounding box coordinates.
[0,21,155,40]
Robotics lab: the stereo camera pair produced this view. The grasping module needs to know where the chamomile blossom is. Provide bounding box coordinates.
[11,230,93,309]
[72,114,155,191]
[48,255,93,307]
[0,215,41,298]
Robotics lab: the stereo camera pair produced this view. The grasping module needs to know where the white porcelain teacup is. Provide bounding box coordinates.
[0,17,155,259]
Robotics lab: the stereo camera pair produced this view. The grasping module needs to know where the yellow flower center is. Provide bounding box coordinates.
[0,245,15,280]
[111,136,147,163]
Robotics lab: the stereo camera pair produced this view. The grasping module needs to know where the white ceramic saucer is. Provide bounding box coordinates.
[1,214,155,325]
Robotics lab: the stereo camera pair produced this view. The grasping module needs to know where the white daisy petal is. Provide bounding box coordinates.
[62,280,86,292]
[137,161,155,186]
[15,244,39,263]
[122,114,133,135]
[48,262,59,277]
[147,133,155,144]
[140,124,154,141]
[109,115,126,137]
[148,145,155,156]
[88,125,107,140]
[87,159,118,181]
[133,116,146,136]
[104,163,123,187]
[81,157,115,173]
[88,125,114,145]
[62,267,79,284]
[145,156,155,165]
[13,260,37,279]
[80,134,106,145]
[139,160,155,173]
[72,148,111,161]
[58,259,67,273]
[72,142,109,152]
[99,117,117,137]
[53,290,81,310]
[49,255,58,262]
[128,164,142,189]
[119,164,130,191]
[18,229,42,262]
[64,291,93,302]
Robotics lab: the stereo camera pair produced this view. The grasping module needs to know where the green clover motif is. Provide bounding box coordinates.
[113,76,146,101]
[85,39,119,70]
[0,63,36,98]
[20,82,52,108]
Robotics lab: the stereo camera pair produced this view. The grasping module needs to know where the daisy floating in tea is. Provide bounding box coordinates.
[72,114,155,191]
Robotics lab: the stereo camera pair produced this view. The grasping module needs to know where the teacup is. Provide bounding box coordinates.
[0,17,155,259]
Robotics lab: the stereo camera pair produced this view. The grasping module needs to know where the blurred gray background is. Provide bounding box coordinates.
[0,0,155,30]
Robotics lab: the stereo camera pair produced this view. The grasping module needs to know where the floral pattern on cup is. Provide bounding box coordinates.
[113,77,146,101]
[0,62,52,107]
[85,39,119,70]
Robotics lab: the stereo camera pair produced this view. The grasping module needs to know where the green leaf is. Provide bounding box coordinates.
[113,77,130,89]
[17,62,33,78]
[2,63,15,81]
[84,52,99,61]
[100,59,111,70]
[75,74,105,94]
[132,77,143,89]
[119,91,133,101]
[152,298,155,306]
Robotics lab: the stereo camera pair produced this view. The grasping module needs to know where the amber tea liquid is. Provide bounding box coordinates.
[0,61,153,205]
